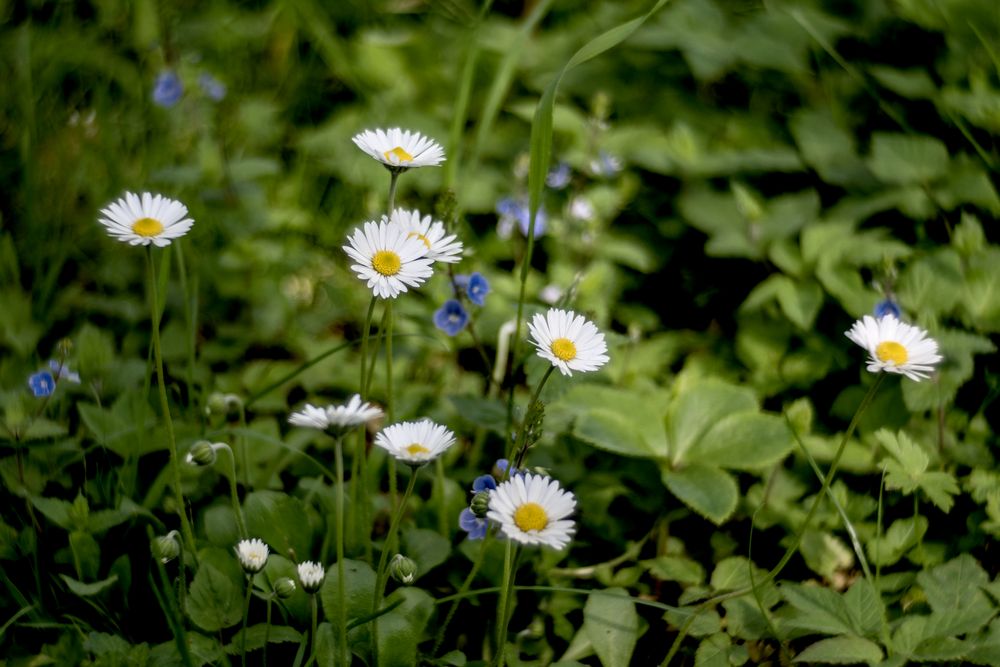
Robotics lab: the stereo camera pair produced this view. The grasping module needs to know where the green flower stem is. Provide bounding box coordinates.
[493,540,517,667]
[171,530,187,617]
[241,576,253,667]
[310,594,319,666]
[384,301,398,511]
[334,436,349,667]
[371,467,418,665]
[387,170,400,215]
[264,595,272,667]
[237,402,250,489]
[220,444,248,539]
[433,534,489,656]
[435,457,448,537]
[355,296,378,562]
[505,205,543,435]
[173,238,197,415]
[505,365,555,473]
[146,247,197,557]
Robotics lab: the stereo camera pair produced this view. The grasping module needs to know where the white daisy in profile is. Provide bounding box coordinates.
[343,219,434,299]
[845,314,942,382]
[297,560,326,594]
[389,208,463,263]
[98,191,194,247]
[528,308,609,377]
[235,538,269,574]
[487,473,576,550]
[352,128,445,170]
[374,419,456,466]
[289,395,383,433]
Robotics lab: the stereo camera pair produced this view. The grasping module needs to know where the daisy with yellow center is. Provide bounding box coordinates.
[343,219,434,299]
[373,419,456,466]
[97,191,194,247]
[845,314,942,382]
[528,308,610,377]
[389,208,463,263]
[487,473,576,550]
[352,128,445,170]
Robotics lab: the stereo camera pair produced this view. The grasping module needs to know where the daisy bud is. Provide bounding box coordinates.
[273,577,297,599]
[186,440,218,466]
[389,554,417,585]
[470,490,491,519]
[152,531,182,564]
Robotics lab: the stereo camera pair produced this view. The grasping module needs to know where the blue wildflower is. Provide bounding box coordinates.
[874,299,901,319]
[153,71,183,108]
[28,371,55,398]
[589,150,623,177]
[198,73,227,101]
[459,508,488,540]
[495,197,546,239]
[546,162,571,189]
[49,360,80,384]
[434,300,469,336]
[472,474,497,493]
[467,273,490,306]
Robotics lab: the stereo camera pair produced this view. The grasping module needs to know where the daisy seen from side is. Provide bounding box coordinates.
[297,561,326,594]
[288,395,383,433]
[235,538,269,574]
[98,192,193,247]
[374,419,456,466]
[343,219,434,299]
[487,473,576,550]
[528,308,609,377]
[845,314,942,382]
[352,128,445,170]
[389,208,463,263]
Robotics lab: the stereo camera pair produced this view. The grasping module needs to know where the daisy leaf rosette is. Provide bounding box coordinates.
[389,208,463,263]
[98,191,193,247]
[528,308,609,377]
[374,419,456,466]
[352,127,445,169]
[343,219,434,299]
[845,314,942,382]
[487,473,576,550]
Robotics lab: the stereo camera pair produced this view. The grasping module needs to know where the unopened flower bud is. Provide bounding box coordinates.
[186,441,218,466]
[274,577,297,599]
[152,531,182,564]
[389,554,417,585]
[470,491,491,519]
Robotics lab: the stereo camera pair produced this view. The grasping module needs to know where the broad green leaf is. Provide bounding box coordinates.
[867,516,927,567]
[401,528,450,579]
[60,573,117,597]
[662,463,738,525]
[710,557,778,606]
[916,554,994,638]
[70,530,101,581]
[29,495,72,529]
[583,588,640,667]
[775,277,824,331]
[376,587,434,667]
[843,579,882,639]
[967,618,1000,666]
[780,583,857,637]
[448,395,507,435]
[665,607,720,638]
[961,249,1000,332]
[690,412,793,470]
[320,559,376,626]
[867,133,949,184]
[789,109,866,185]
[644,555,705,585]
[244,491,311,561]
[667,379,757,464]
[187,561,243,632]
[694,633,731,667]
[793,635,883,663]
[574,408,660,458]
[224,625,302,654]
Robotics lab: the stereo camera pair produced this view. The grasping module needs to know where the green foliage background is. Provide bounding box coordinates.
[1,0,999,664]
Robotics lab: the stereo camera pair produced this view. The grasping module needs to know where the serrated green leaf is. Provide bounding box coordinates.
[644,555,705,585]
[694,633,731,667]
[867,133,949,184]
[843,579,883,639]
[667,379,757,464]
[793,635,883,663]
[662,464,738,525]
[867,515,927,567]
[917,554,994,638]
[780,583,856,637]
[583,588,639,667]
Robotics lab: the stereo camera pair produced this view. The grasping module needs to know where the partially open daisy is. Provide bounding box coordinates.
[289,395,383,434]
[235,538,269,574]
[487,473,576,550]
[343,219,434,299]
[297,560,326,594]
[352,128,445,170]
[389,208,463,263]
[374,419,456,466]
[845,314,942,382]
[98,192,193,247]
[528,308,610,377]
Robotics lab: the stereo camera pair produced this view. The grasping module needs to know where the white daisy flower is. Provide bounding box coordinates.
[343,219,434,299]
[845,314,942,382]
[527,308,609,377]
[487,473,576,550]
[389,208,463,263]
[235,538,269,574]
[297,560,326,594]
[352,128,445,170]
[374,419,456,466]
[289,395,383,433]
[98,192,193,247]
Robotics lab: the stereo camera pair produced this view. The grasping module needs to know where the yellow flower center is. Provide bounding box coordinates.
[513,502,548,532]
[372,250,402,276]
[876,341,908,365]
[550,338,577,362]
[384,146,414,163]
[407,231,432,249]
[405,443,429,456]
[132,217,164,237]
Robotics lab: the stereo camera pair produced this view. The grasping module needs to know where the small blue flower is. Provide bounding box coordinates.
[433,300,469,336]
[153,71,183,108]
[589,150,623,177]
[28,371,55,398]
[495,197,546,239]
[467,273,490,307]
[459,508,488,540]
[874,299,901,320]
[49,360,80,384]
[198,73,227,101]
[495,458,524,477]
[472,474,497,493]
[546,162,571,189]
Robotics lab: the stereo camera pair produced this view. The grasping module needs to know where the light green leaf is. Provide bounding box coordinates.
[60,573,117,597]
[867,133,949,184]
[644,555,705,585]
[867,516,928,567]
[662,464,738,525]
[916,554,994,638]
[690,412,794,470]
[583,588,640,667]
[244,491,312,561]
[574,408,660,458]
[224,625,302,655]
[780,583,856,637]
[667,379,757,464]
[695,633,731,667]
[843,579,883,639]
[793,635,883,663]
[377,587,434,667]
[775,277,824,330]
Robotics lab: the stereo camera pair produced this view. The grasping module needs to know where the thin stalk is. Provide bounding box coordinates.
[384,301,398,512]
[222,444,248,538]
[238,403,250,489]
[146,247,197,555]
[334,437,348,667]
[310,594,319,666]
[387,170,400,215]
[174,239,197,414]
[241,577,253,667]
[506,365,555,472]
[435,457,448,536]
[433,535,489,655]
[505,207,542,435]
[355,297,378,562]
[493,541,516,667]
[264,596,272,667]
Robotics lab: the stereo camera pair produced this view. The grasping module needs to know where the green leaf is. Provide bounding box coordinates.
[690,412,794,470]
[448,395,507,435]
[665,607,720,638]
[793,635,883,663]
[224,625,302,655]
[401,528,450,579]
[966,618,1000,665]
[843,579,883,639]
[60,574,117,597]
[694,633,732,667]
[29,495,72,529]
[244,491,312,561]
[780,583,857,637]
[867,133,949,184]
[789,109,865,185]
[320,558,375,626]
[916,554,994,638]
[583,588,640,667]
[667,379,757,464]
[867,516,928,567]
[644,555,705,585]
[376,587,434,667]
[662,463,738,525]
[574,408,660,458]
[775,277,824,331]
[187,561,243,632]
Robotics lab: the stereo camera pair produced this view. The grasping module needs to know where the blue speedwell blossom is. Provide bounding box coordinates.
[546,162,571,189]
[456,272,490,306]
[459,508,488,540]
[152,71,183,108]
[198,73,227,101]
[28,371,55,397]
[49,360,80,384]
[434,300,469,336]
[495,197,546,239]
[874,298,901,320]
[589,150,623,177]
[473,474,497,492]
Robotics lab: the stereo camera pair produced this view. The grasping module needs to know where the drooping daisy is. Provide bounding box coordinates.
[374,419,456,466]
[98,192,194,247]
[297,560,326,594]
[235,538,269,574]
[487,473,576,550]
[389,208,463,263]
[289,395,383,433]
[528,308,610,377]
[352,128,445,170]
[343,219,434,299]
[845,314,942,382]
